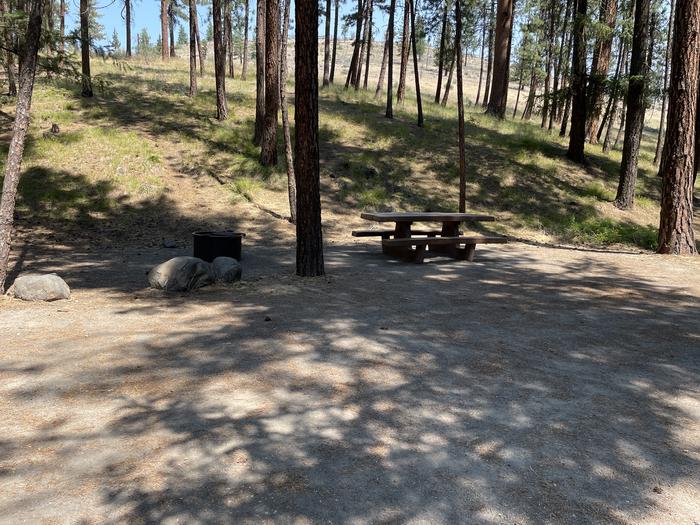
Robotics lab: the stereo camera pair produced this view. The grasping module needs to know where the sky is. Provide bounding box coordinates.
[69,0,393,49]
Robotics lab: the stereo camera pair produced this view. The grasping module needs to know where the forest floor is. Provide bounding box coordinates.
[0,57,699,524]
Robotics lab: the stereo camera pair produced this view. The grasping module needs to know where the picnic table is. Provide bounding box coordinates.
[353,212,507,263]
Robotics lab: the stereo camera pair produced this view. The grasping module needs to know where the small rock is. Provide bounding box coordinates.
[264,316,272,322]
[211,256,242,283]
[148,256,213,292]
[365,165,380,178]
[50,123,60,134]
[8,273,70,301]
[162,239,177,248]
[652,486,663,494]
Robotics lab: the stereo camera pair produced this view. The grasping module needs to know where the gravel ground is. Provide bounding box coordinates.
[1,239,699,525]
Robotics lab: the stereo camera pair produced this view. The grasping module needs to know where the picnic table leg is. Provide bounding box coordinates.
[382,221,414,261]
[429,221,460,258]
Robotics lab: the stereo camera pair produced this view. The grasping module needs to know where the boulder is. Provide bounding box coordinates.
[148,256,213,292]
[9,273,70,301]
[211,256,242,283]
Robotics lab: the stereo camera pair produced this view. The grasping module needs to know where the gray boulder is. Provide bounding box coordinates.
[148,256,213,292]
[212,256,242,283]
[9,273,70,301]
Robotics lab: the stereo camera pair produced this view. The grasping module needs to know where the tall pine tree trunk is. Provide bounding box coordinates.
[80,0,92,97]
[586,0,617,143]
[330,0,339,82]
[213,0,228,120]
[435,0,448,103]
[549,0,573,130]
[654,0,675,165]
[482,0,495,108]
[260,0,279,165]
[280,0,296,223]
[322,0,331,87]
[354,0,369,90]
[441,45,456,106]
[475,0,487,105]
[598,35,625,143]
[566,0,588,163]
[615,0,650,209]
[169,0,176,57]
[657,0,698,254]
[456,0,466,212]
[409,0,423,126]
[0,0,44,293]
[189,0,197,96]
[253,0,266,145]
[125,0,131,57]
[294,0,324,276]
[225,0,234,78]
[397,0,410,102]
[485,0,514,118]
[346,0,364,88]
[241,0,249,79]
[195,11,205,76]
[363,0,373,89]
[386,0,396,118]
[375,28,390,96]
[161,0,169,60]
[512,63,524,118]
[540,0,557,128]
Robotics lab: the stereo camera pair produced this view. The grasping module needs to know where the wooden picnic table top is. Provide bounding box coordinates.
[361,212,495,223]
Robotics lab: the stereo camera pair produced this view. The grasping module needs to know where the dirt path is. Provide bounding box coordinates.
[1,232,699,524]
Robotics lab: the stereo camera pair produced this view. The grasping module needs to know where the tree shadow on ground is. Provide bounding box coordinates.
[1,246,698,523]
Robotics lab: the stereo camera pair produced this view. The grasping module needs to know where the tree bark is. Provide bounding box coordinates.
[615,0,650,209]
[125,0,131,57]
[375,27,390,96]
[294,0,324,276]
[549,0,572,130]
[598,34,625,143]
[322,0,331,86]
[253,0,265,144]
[657,0,699,254]
[512,62,524,118]
[475,0,487,105]
[0,0,16,95]
[195,10,205,76]
[213,0,228,120]
[345,0,364,88]
[456,0,466,212]
[540,0,557,128]
[409,0,423,126]
[225,0,234,78]
[386,0,396,118]
[0,0,44,293]
[80,0,92,97]
[260,0,279,165]
[586,0,617,143]
[435,0,448,104]
[654,0,675,165]
[397,0,410,102]
[485,0,514,118]
[169,0,176,57]
[482,0,495,107]
[522,67,538,120]
[330,0,339,82]
[566,0,588,163]
[161,0,169,60]
[440,45,456,106]
[189,0,197,96]
[354,0,370,90]
[363,0,373,89]
[280,0,296,223]
[242,0,249,79]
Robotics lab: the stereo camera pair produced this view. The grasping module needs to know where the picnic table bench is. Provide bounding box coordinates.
[353,212,507,263]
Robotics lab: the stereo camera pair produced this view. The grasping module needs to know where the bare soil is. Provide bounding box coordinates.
[1,190,699,524]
